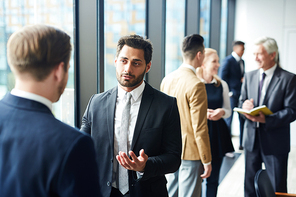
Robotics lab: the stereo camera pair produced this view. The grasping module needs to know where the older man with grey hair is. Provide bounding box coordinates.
[239,37,296,196]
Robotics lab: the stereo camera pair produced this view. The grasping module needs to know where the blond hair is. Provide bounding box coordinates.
[7,24,72,81]
[196,48,221,87]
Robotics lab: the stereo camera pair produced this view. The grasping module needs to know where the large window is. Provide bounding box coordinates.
[0,0,75,126]
[104,0,146,91]
[200,0,211,47]
[165,0,185,75]
[220,0,228,61]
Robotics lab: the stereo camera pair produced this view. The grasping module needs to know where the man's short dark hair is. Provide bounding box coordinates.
[182,34,204,60]
[232,40,245,47]
[7,24,72,81]
[116,34,153,65]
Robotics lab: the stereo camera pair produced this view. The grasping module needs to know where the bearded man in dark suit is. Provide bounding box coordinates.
[81,35,182,197]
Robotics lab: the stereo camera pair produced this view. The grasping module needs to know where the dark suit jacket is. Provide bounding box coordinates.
[81,82,182,197]
[0,93,100,197]
[219,54,244,97]
[239,66,296,155]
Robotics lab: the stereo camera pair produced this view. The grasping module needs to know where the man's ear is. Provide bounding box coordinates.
[270,52,276,61]
[53,62,65,82]
[145,62,152,73]
[196,51,202,60]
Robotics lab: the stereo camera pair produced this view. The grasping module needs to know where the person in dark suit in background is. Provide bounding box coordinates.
[219,41,245,152]
[0,24,100,196]
[239,37,296,196]
[81,35,182,197]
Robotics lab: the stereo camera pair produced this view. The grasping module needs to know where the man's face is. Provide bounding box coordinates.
[115,45,151,92]
[234,44,245,57]
[253,44,275,71]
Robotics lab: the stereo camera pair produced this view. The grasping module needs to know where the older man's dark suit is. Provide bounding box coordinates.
[81,82,182,197]
[0,93,100,197]
[239,66,296,196]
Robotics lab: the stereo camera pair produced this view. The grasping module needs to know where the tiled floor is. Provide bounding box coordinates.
[217,136,296,197]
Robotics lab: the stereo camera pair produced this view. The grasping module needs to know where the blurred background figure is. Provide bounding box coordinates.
[197,48,234,197]
[219,41,245,153]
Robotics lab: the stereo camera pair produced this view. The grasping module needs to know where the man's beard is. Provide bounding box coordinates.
[116,67,146,88]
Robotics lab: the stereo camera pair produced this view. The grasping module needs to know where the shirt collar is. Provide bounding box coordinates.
[117,81,145,101]
[181,63,196,73]
[232,51,241,62]
[259,64,277,77]
[11,88,52,111]
[200,77,217,84]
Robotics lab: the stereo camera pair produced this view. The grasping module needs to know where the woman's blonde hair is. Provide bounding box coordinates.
[196,48,221,87]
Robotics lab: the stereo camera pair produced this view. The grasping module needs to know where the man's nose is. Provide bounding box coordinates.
[124,62,132,73]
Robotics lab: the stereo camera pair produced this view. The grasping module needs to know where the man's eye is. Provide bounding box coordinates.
[134,62,139,66]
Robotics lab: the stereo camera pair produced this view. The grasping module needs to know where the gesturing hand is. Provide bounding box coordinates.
[116,149,148,172]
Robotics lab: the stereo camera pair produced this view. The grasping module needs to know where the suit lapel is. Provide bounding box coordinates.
[263,66,281,104]
[131,82,154,150]
[107,87,118,148]
[231,57,242,77]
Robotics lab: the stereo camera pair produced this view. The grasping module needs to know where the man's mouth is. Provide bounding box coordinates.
[122,74,133,80]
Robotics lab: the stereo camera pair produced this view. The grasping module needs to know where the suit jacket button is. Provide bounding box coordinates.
[131,184,134,187]
[107,181,110,186]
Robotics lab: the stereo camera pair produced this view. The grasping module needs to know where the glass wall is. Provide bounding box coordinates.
[0,0,75,126]
[200,0,211,47]
[104,0,146,91]
[220,0,228,61]
[165,0,185,75]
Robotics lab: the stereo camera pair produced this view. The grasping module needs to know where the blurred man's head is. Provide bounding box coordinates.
[232,41,245,58]
[7,24,72,101]
[182,34,205,67]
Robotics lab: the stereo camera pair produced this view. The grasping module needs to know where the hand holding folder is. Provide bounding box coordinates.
[233,105,273,116]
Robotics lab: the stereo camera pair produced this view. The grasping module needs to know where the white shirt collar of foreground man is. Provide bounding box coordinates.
[11,88,52,111]
[117,81,145,103]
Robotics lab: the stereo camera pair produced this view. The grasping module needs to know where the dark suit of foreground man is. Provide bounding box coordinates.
[81,35,182,197]
[0,24,100,196]
[239,37,296,196]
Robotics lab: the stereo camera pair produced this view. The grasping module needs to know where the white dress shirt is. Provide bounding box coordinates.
[11,89,52,111]
[112,81,145,187]
[232,51,244,75]
[259,64,277,106]
[200,78,231,119]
